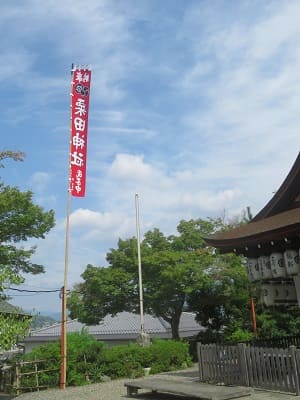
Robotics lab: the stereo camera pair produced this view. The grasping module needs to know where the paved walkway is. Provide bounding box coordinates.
[3,365,300,399]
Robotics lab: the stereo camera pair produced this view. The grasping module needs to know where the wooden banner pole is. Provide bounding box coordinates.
[60,65,75,389]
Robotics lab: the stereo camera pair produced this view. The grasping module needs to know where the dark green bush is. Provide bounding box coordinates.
[100,343,144,379]
[98,339,192,378]
[14,333,192,389]
[147,339,192,374]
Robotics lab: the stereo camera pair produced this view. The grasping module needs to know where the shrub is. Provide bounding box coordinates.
[13,334,192,389]
[147,339,192,374]
[14,341,61,390]
[100,339,192,378]
[225,328,253,344]
[15,330,105,388]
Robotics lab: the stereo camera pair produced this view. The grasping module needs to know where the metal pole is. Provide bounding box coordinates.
[135,193,144,333]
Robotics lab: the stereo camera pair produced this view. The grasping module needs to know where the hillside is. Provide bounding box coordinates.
[30,314,58,329]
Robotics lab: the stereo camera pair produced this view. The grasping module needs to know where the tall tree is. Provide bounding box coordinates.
[0,183,55,291]
[68,213,300,342]
[68,218,226,339]
[0,151,55,348]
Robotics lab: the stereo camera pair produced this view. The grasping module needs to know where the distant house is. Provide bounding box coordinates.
[22,311,204,353]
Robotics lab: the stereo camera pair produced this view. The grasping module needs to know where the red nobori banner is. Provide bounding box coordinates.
[69,66,92,197]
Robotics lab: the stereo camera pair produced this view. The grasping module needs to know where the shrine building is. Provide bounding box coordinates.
[205,153,300,307]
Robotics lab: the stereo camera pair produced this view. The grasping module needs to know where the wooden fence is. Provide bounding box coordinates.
[1,359,59,395]
[197,343,300,394]
[0,364,13,393]
[197,343,248,386]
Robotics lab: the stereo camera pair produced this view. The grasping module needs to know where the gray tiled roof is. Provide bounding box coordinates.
[25,312,203,341]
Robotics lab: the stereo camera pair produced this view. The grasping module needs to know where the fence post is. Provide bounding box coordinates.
[34,361,39,392]
[15,363,20,396]
[289,346,300,395]
[197,342,203,381]
[238,343,249,386]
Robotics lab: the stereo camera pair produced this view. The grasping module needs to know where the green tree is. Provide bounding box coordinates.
[67,265,137,324]
[181,215,253,342]
[187,252,252,342]
[255,306,300,338]
[69,211,300,343]
[0,183,55,290]
[68,218,225,339]
[0,150,55,348]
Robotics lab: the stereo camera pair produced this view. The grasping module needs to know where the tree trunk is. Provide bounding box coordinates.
[170,313,181,340]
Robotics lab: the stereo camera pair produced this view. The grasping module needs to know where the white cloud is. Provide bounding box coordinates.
[174,1,300,205]
[101,153,244,225]
[94,127,156,138]
[179,61,215,94]
[109,153,156,181]
[248,2,300,62]
[95,110,125,124]
[70,208,133,240]
[0,50,34,82]
[0,1,138,105]
[30,172,52,192]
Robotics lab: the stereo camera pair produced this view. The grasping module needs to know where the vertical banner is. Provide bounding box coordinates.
[70,66,92,197]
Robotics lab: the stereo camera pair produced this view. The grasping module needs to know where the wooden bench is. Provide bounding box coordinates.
[125,377,251,399]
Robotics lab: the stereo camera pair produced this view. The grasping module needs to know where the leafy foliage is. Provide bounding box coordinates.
[67,203,300,343]
[99,339,192,378]
[0,183,55,280]
[17,332,192,388]
[17,340,61,389]
[68,265,136,324]
[0,312,31,350]
[188,252,252,341]
[256,306,300,338]
[19,331,105,387]
[0,150,55,349]
[68,216,252,340]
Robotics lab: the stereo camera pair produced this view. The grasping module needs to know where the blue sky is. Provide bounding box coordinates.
[2,0,300,315]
